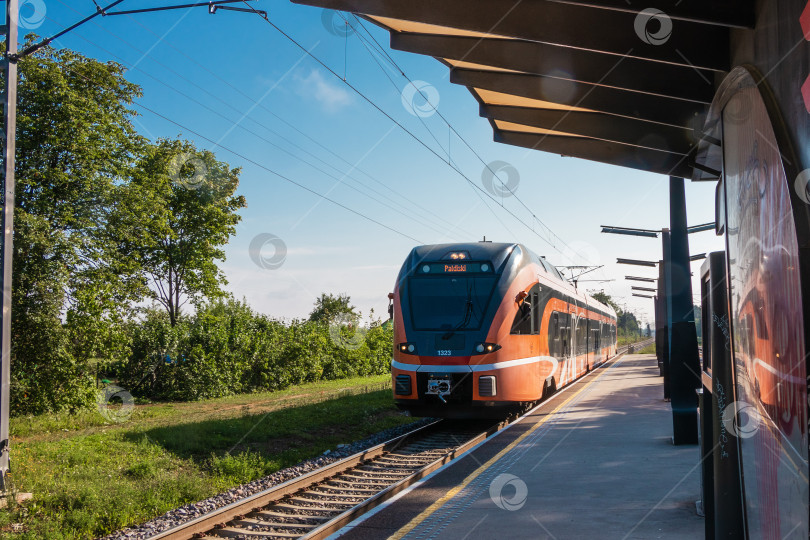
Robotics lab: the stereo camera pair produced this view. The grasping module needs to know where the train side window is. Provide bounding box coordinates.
[576,318,587,355]
[530,287,541,334]
[511,299,532,335]
[560,312,571,356]
[742,314,755,352]
[510,284,540,335]
[548,312,561,356]
[753,312,768,339]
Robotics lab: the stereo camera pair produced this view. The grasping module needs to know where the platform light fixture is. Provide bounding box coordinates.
[631,286,657,293]
[687,223,716,234]
[617,258,658,267]
[626,276,657,283]
[602,223,715,237]
[600,225,659,238]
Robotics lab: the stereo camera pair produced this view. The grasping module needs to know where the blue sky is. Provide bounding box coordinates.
[28,0,724,328]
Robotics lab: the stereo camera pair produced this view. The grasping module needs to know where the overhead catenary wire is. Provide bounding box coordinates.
[330,12,520,240]
[34,8,425,244]
[344,20,515,240]
[49,0,474,242]
[134,101,425,243]
[119,13,476,239]
[346,13,594,266]
[346,15,455,167]
[342,19,521,238]
[238,2,609,257]
[345,13,612,285]
[42,1,603,273]
[335,12,524,240]
[53,0,472,240]
[48,1,606,269]
[86,45,456,240]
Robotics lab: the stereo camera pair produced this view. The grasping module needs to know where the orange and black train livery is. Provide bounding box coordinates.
[390,242,617,418]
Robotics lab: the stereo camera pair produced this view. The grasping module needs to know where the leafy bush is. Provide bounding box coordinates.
[115,298,393,403]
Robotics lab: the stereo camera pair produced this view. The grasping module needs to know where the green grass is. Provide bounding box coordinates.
[638,342,656,354]
[617,334,651,347]
[0,375,418,539]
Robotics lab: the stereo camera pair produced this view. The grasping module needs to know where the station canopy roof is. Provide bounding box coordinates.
[291,0,754,179]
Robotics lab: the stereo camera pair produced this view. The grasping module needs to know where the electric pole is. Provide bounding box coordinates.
[0,0,263,493]
[0,0,18,492]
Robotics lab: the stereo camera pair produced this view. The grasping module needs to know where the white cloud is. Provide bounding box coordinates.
[297,69,352,112]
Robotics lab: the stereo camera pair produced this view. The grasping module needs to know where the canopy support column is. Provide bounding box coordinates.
[667,177,700,445]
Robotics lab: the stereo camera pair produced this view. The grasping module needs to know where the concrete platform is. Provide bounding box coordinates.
[337,354,703,540]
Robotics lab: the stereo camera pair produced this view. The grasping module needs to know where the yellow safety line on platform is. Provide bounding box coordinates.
[387,356,624,540]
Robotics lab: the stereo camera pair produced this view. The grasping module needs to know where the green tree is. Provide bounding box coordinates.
[130,139,246,326]
[591,291,619,313]
[309,293,357,324]
[618,310,640,336]
[10,42,146,413]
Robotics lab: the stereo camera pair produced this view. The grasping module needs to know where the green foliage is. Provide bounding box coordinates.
[129,140,246,325]
[308,292,357,323]
[208,451,271,485]
[8,43,247,414]
[10,42,146,415]
[591,291,619,313]
[117,298,393,403]
[3,380,413,539]
[638,342,656,354]
[5,42,387,419]
[592,292,650,343]
[618,310,641,337]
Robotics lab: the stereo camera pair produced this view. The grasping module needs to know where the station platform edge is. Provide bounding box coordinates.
[333,353,703,540]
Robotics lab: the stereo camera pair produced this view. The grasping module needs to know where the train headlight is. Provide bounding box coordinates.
[398,342,417,355]
[473,342,501,355]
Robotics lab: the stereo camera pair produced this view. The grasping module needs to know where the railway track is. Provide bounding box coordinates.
[148,420,503,540]
[621,337,654,354]
[146,342,651,540]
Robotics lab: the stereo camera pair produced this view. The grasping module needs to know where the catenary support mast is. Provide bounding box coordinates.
[0,0,18,492]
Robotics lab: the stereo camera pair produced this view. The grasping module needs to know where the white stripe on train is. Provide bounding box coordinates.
[391,356,559,374]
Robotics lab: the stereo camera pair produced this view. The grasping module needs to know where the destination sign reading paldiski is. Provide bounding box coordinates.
[420,262,491,274]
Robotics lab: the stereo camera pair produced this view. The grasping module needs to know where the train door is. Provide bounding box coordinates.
[559,311,571,392]
[582,315,589,374]
[575,308,587,381]
[561,313,571,359]
[569,305,579,384]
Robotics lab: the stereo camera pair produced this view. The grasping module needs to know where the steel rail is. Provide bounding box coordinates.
[147,420,502,540]
[146,340,653,540]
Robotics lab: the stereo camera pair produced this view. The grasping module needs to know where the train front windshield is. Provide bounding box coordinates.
[407,275,497,331]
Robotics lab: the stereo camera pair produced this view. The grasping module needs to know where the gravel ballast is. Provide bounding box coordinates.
[101,418,433,540]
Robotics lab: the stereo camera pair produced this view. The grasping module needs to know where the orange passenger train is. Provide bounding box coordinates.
[390,241,618,418]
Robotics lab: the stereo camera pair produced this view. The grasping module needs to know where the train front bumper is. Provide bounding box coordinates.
[391,358,548,417]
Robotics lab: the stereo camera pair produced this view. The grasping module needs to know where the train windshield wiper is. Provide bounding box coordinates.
[444,281,474,338]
